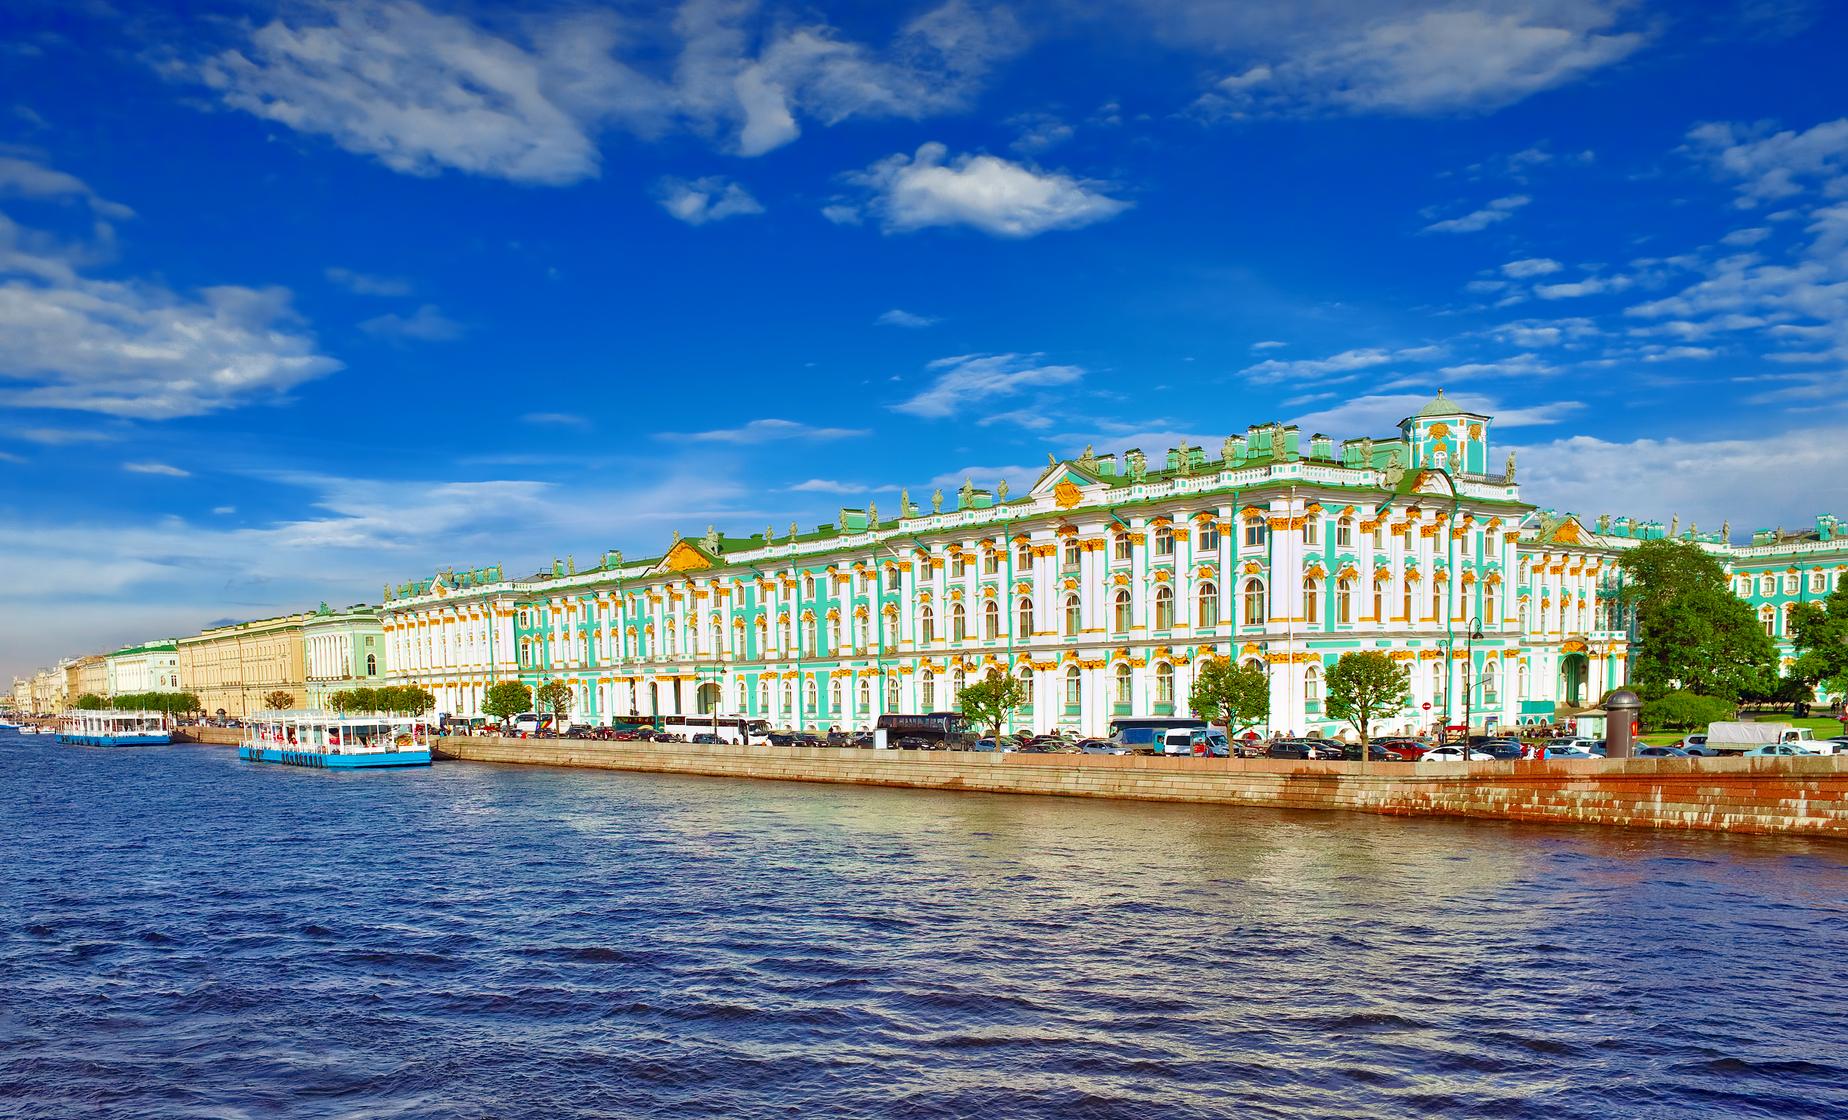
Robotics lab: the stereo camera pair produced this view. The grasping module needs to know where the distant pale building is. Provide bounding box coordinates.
[9,678,29,714]
[302,603,385,708]
[106,640,182,697]
[65,655,108,705]
[177,613,311,719]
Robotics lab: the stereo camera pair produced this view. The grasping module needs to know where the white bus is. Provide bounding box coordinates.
[661,716,772,745]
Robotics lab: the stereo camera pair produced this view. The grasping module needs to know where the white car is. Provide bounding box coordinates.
[1420,745,1494,762]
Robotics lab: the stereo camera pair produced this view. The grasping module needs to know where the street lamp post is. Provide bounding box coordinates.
[1462,615,1483,741]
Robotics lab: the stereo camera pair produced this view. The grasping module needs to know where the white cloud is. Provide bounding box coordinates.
[785,478,889,494]
[654,175,764,225]
[1534,273,1633,299]
[123,461,190,477]
[1291,391,1582,435]
[17,427,116,445]
[522,412,589,427]
[1489,317,1600,347]
[1008,111,1074,154]
[1187,3,1646,118]
[0,154,133,219]
[841,142,1130,238]
[976,407,1055,429]
[1422,193,1529,234]
[1501,256,1561,278]
[0,212,341,419]
[675,418,868,443]
[892,352,1085,417]
[926,463,1040,495]
[174,0,1024,183]
[1430,352,1555,380]
[325,266,410,296]
[0,449,25,464]
[875,308,939,328]
[359,303,463,341]
[212,505,236,515]
[1241,343,1441,384]
[1518,428,1848,531]
[1685,117,1848,207]
[1250,339,1286,350]
[1720,227,1771,247]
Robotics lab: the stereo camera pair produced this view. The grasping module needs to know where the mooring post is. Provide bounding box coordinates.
[1605,689,1640,759]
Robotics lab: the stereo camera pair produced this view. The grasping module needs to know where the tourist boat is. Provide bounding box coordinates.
[239,711,432,769]
[57,710,172,747]
[0,718,19,731]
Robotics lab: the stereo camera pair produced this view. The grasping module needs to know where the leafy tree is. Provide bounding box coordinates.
[1618,539,1776,700]
[74,693,108,710]
[1640,690,1735,731]
[1188,657,1271,734]
[262,690,295,711]
[389,686,436,715]
[1324,652,1411,755]
[483,681,533,726]
[956,669,1028,741]
[329,689,356,714]
[349,686,380,713]
[1791,572,1848,699]
[536,679,573,719]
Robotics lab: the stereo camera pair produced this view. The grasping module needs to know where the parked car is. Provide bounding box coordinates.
[1635,745,1691,757]
[1078,738,1128,755]
[1266,739,1339,760]
[689,733,722,745]
[1420,745,1494,762]
[1538,745,1597,759]
[1374,737,1428,761]
[1336,743,1403,762]
[1812,737,1848,756]
[1742,743,1817,756]
[1476,739,1524,760]
[1674,733,1710,753]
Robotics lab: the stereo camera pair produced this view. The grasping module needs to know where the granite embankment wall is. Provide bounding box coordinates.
[423,735,1848,839]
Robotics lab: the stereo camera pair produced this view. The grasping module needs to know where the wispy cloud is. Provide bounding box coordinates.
[1241,344,1442,384]
[1422,194,1530,234]
[892,352,1085,418]
[0,152,134,219]
[674,418,868,443]
[654,175,764,225]
[522,412,590,428]
[324,266,411,296]
[359,304,463,342]
[123,461,190,477]
[876,308,939,328]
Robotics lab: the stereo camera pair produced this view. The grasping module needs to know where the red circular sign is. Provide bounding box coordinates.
[1421,702,1432,711]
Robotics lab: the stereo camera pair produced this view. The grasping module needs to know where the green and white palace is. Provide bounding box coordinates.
[376,394,1846,737]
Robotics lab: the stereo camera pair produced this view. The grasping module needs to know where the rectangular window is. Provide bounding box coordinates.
[1198,523,1220,551]
[1783,574,1799,595]
[1304,519,1319,547]
[1336,521,1352,549]
[1812,571,1828,593]
[1114,535,1132,562]
[1244,522,1267,548]
[983,551,999,575]
[952,555,968,578]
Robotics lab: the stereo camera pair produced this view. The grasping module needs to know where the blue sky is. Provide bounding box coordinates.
[3,0,1847,678]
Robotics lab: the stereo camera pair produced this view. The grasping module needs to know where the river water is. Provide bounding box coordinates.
[2,732,1844,1119]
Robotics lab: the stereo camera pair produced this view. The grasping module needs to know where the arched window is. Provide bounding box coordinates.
[1113,662,1132,705]
[1154,526,1174,556]
[1113,533,1133,562]
[830,615,843,652]
[759,678,771,713]
[1198,520,1220,551]
[886,675,899,711]
[921,670,936,710]
[1063,539,1081,568]
[1760,605,1776,636]
[1336,518,1353,548]
[1483,587,1497,625]
[1431,577,1443,621]
[1336,576,1354,624]
[735,679,747,712]
[1429,663,1443,705]
[782,680,794,714]
[1113,589,1132,633]
[804,677,818,714]
[1517,662,1529,699]
[365,653,377,676]
[1018,667,1034,709]
[1065,665,1081,708]
[1198,582,1219,628]
[1402,578,1414,622]
[1243,579,1266,625]
[804,616,819,654]
[1154,585,1174,629]
[858,678,871,712]
[1155,661,1174,704]
[951,667,965,697]
[952,604,967,642]
[885,567,901,592]
[1303,577,1320,624]
[1017,597,1034,637]
[1064,594,1081,636]
[830,677,843,712]
[1016,544,1032,570]
[1304,663,1321,702]
[1483,660,1499,703]
[920,606,935,644]
[984,601,1000,639]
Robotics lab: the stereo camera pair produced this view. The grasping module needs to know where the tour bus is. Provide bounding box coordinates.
[875,712,975,751]
[1107,715,1218,756]
[661,716,772,745]
[507,711,556,736]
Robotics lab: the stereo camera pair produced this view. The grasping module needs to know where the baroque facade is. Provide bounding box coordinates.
[302,603,386,708]
[177,613,311,719]
[105,641,181,697]
[382,395,1634,737]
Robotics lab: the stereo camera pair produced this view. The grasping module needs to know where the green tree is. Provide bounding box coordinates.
[1324,652,1411,755]
[74,693,108,710]
[483,681,533,726]
[956,669,1028,741]
[393,686,436,715]
[1618,539,1776,700]
[535,679,573,720]
[1188,657,1271,734]
[329,689,356,714]
[262,690,295,711]
[1640,690,1735,731]
[1791,572,1848,699]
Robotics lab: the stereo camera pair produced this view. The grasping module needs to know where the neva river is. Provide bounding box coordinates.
[3,732,1845,1119]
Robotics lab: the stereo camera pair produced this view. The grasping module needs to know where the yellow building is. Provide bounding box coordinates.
[64,655,108,706]
[177,613,312,719]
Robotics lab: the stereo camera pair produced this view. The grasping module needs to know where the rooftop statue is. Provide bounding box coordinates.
[931,488,943,513]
